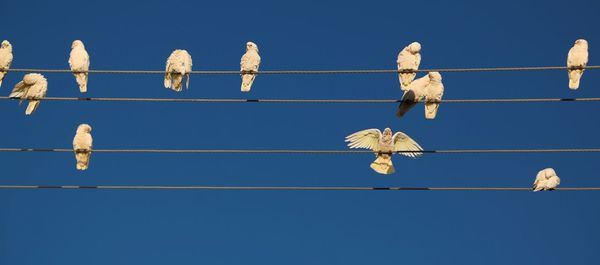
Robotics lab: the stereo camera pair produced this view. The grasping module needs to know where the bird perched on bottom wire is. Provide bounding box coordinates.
[164,49,193,92]
[567,39,589,90]
[345,128,423,174]
[532,168,560,192]
[0,40,13,88]
[68,40,90,93]
[240,41,261,92]
[9,73,48,115]
[397,42,422,90]
[73,124,93,170]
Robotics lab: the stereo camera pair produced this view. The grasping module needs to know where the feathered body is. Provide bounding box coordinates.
[397,42,422,90]
[567,39,589,90]
[164,49,193,92]
[345,128,423,174]
[424,72,444,119]
[396,74,430,117]
[532,168,560,192]
[68,40,90,93]
[240,42,261,92]
[9,73,48,115]
[73,124,93,170]
[0,40,13,88]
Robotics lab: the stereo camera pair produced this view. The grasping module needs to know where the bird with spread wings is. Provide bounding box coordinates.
[345,128,423,174]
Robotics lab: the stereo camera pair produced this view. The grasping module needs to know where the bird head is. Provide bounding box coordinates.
[77,124,92,133]
[22,73,44,85]
[382,128,393,142]
[575,39,588,48]
[246,42,259,52]
[428,71,442,81]
[408,42,421,54]
[72,40,85,49]
[1,40,12,50]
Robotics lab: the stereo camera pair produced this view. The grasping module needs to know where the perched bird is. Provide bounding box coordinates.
[567,39,589,90]
[73,124,93,170]
[532,168,560,192]
[0,40,13,88]
[68,40,90,93]
[240,41,261,92]
[396,74,430,118]
[164,49,193,92]
[424,72,444,119]
[9,73,48,115]
[397,42,422,90]
[345,128,423,174]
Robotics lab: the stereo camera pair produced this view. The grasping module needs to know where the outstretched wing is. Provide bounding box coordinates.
[345,129,382,151]
[392,132,423,158]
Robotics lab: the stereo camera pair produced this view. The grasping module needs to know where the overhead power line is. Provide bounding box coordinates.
[1,148,600,154]
[1,96,600,104]
[0,185,598,191]
[4,65,600,75]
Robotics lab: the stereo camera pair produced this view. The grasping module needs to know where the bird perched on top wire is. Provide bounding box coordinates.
[9,73,48,115]
[345,128,423,174]
[0,40,13,88]
[240,41,261,92]
[73,124,93,170]
[532,168,560,192]
[397,42,422,90]
[567,39,589,90]
[164,49,193,92]
[68,40,90,93]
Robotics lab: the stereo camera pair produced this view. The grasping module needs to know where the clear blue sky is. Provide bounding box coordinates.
[1,0,599,264]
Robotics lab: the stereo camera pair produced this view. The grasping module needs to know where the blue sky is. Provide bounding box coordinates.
[1,0,600,264]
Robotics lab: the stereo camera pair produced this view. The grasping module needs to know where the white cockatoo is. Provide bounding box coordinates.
[424,72,444,119]
[397,42,422,90]
[567,39,589,90]
[240,41,261,92]
[73,124,93,170]
[68,40,90,93]
[0,40,13,88]
[396,74,430,118]
[345,128,423,174]
[9,73,48,115]
[164,49,193,92]
[532,168,560,192]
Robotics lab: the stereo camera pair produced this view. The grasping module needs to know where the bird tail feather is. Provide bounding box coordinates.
[172,74,183,92]
[400,73,415,89]
[75,151,91,170]
[568,70,583,90]
[425,102,440,119]
[75,73,88,93]
[164,73,172,89]
[241,74,256,92]
[370,154,395,174]
[25,100,40,115]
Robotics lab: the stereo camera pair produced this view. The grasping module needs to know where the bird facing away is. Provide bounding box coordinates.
[240,41,261,92]
[396,74,430,118]
[164,49,193,92]
[345,128,423,174]
[532,168,560,192]
[567,39,589,90]
[73,124,93,170]
[68,40,90,93]
[0,40,13,88]
[397,42,422,90]
[424,72,444,119]
[9,73,48,115]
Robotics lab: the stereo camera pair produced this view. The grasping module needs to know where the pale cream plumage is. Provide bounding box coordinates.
[0,40,13,88]
[532,168,560,192]
[165,49,193,92]
[68,40,90,93]
[240,42,261,92]
[73,124,93,170]
[397,42,422,90]
[396,74,430,118]
[345,128,423,174]
[9,73,48,115]
[567,39,589,90]
[424,72,444,119]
